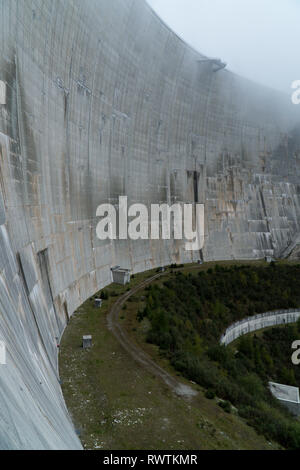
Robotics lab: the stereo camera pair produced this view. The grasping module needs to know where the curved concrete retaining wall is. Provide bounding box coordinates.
[0,0,299,449]
[221,309,300,346]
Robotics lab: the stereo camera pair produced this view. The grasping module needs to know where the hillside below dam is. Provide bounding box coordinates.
[0,0,300,449]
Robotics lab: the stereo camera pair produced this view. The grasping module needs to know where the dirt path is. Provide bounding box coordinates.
[107,274,198,399]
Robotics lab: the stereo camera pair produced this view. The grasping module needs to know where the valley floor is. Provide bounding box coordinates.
[59,261,282,450]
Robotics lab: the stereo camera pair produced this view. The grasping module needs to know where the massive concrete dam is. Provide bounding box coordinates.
[0,0,300,449]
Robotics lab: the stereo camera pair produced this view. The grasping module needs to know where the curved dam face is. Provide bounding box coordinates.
[0,0,300,449]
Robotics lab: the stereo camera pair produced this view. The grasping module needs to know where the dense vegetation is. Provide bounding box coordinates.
[137,264,300,449]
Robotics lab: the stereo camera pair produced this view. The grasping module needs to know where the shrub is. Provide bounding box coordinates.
[100,290,109,300]
[205,390,215,400]
[218,401,231,413]
[139,263,300,448]
[238,374,265,401]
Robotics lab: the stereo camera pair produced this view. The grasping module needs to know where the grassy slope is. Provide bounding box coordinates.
[60,261,281,450]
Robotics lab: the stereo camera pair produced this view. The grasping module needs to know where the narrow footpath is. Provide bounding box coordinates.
[107,273,197,399]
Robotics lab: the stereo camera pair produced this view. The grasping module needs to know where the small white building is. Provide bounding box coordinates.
[82,335,92,349]
[94,298,103,308]
[269,382,300,417]
[111,266,131,285]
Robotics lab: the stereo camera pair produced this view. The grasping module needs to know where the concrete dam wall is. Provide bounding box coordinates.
[0,0,300,449]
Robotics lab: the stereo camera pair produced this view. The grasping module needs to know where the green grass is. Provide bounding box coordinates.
[129,262,300,449]
[59,261,281,450]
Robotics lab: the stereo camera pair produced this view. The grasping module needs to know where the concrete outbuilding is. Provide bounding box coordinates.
[94,298,103,308]
[111,267,131,285]
[269,382,300,417]
[82,336,92,349]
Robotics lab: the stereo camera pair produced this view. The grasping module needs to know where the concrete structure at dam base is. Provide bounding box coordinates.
[0,0,300,449]
[221,309,300,346]
[269,382,300,418]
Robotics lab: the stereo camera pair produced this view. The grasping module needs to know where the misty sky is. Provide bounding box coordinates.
[147,0,300,94]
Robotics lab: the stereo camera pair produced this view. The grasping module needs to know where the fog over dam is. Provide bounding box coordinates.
[0,0,300,449]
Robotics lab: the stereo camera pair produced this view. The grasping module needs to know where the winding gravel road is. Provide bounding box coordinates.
[107,273,198,399]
